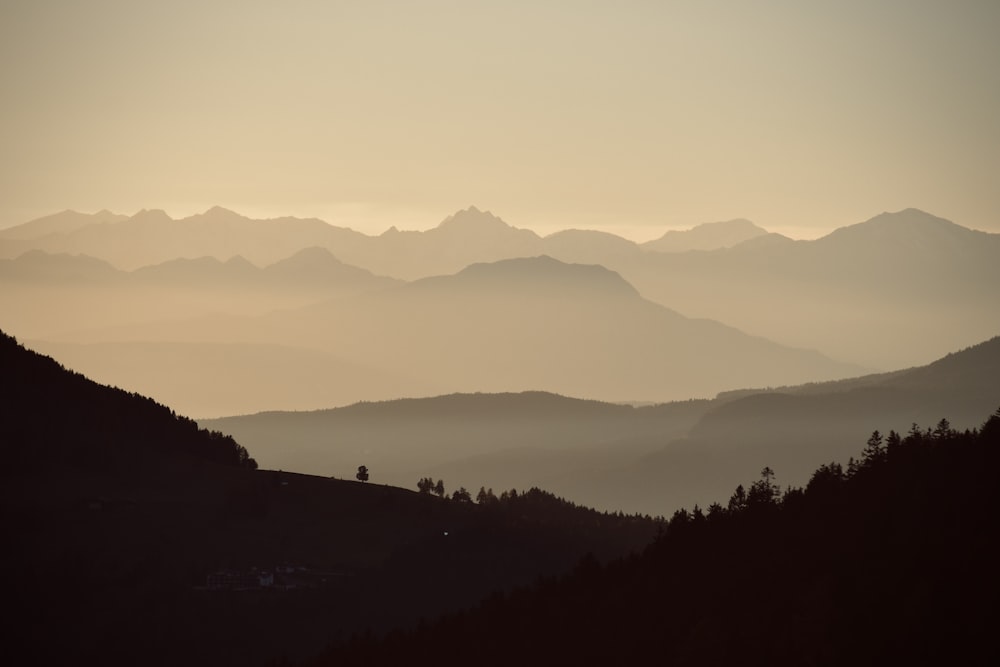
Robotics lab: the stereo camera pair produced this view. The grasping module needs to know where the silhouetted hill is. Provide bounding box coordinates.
[0,330,256,471]
[641,218,768,252]
[3,333,661,666]
[311,411,1000,666]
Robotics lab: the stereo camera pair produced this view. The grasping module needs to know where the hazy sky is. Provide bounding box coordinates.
[2,0,998,239]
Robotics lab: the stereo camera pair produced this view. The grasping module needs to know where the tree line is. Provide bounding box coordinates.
[1,330,257,472]
[314,407,1000,666]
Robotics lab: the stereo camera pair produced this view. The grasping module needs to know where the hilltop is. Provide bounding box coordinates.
[3,332,660,666]
[312,408,1000,666]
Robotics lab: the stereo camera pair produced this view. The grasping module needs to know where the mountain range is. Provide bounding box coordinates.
[22,255,863,416]
[203,335,1000,515]
[0,246,401,342]
[3,205,996,372]
[5,199,997,664]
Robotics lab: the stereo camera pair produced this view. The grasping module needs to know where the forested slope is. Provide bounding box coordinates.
[314,411,1000,666]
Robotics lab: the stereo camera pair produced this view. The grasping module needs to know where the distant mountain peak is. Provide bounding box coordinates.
[130,209,173,224]
[643,218,769,252]
[450,255,640,298]
[436,206,511,231]
[818,208,979,245]
[868,208,952,225]
[188,206,249,223]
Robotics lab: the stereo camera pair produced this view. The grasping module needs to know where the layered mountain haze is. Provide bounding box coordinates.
[0,246,401,340]
[23,255,862,416]
[4,204,996,417]
[615,209,1000,368]
[4,205,995,370]
[0,206,370,272]
[582,335,1000,513]
[0,205,775,279]
[640,218,769,252]
[206,336,1000,516]
[203,392,712,502]
[10,3,1000,661]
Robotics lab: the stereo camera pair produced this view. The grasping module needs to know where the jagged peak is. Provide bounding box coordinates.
[130,208,172,223]
[436,206,511,231]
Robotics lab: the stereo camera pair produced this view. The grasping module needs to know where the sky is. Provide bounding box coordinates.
[2,0,998,241]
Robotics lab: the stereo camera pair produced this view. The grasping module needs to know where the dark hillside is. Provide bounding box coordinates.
[2,332,659,666]
[0,329,256,472]
[313,410,1000,666]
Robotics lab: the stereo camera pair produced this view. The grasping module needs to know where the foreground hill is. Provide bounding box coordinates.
[312,411,1000,666]
[205,336,1000,516]
[2,332,660,666]
[0,330,257,472]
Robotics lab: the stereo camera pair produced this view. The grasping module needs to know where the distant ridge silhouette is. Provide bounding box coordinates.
[3,205,998,369]
[203,335,1000,515]
[16,254,863,417]
[642,218,768,252]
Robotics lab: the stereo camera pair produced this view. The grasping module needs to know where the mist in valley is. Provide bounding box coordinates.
[5,1,1000,664]
[4,204,999,515]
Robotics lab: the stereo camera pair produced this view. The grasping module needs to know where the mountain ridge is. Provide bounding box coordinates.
[202,334,1000,515]
[642,218,769,252]
[4,205,997,370]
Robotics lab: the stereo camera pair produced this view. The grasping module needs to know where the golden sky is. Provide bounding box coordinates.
[2,0,998,239]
